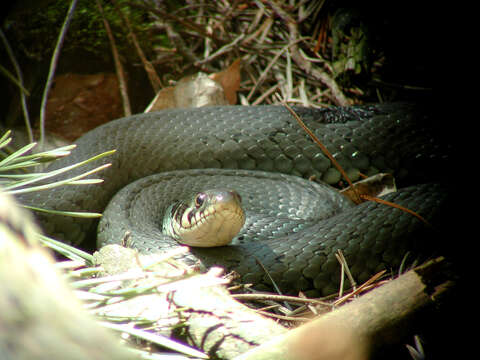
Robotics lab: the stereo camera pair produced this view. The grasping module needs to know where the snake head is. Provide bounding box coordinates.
[162,189,245,247]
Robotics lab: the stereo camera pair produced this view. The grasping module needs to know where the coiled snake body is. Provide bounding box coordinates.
[20,104,448,295]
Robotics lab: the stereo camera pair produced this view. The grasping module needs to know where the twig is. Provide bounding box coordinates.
[254,256,284,296]
[164,23,204,71]
[39,0,79,150]
[237,258,452,360]
[335,249,356,297]
[126,1,354,107]
[233,293,332,307]
[251,83,280,105]
[334,270,387,307]
[0,30,33,143]
[247,37,307,101]
[112,0,162,93]
[267,0,350,106]
[298,291,318,315]
[283,102,432,234]
[242,12,271,45]
[96,0,131,116]
[285,49,293,100]
[195,34,245,66]
[281,101,361,201]
[130,2,224,45]
[255,310,310,322]
[361,194,433,228]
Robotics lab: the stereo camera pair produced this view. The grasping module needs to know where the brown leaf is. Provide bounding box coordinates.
[146,59,242,112]
[146,72,228,112]
[340,173,396,204]
[45,73,123,141]
[209,58,242,105]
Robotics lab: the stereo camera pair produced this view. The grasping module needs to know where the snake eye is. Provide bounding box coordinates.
[194,193,207,208]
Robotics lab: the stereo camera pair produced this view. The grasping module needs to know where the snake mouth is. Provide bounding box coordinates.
[162,189,246,247]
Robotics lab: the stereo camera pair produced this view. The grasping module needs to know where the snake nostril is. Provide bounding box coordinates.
[235,192,242,203]
[228,190,241,203]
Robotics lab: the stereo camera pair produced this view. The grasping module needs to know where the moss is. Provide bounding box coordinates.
[330,7,373,87]
[3,0,160,62]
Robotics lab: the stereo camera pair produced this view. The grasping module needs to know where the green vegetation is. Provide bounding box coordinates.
[3,0,162,62]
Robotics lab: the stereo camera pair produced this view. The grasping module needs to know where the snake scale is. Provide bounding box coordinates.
[19,104,449,296]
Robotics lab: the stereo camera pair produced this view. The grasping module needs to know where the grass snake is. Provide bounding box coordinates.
[18,104,449,296]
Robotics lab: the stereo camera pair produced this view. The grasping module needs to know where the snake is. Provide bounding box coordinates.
[18,103,449,296]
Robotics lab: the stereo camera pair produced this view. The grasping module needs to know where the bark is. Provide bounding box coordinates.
[0,191,131,360]
[235,257,453,360]
[1,188,455,360]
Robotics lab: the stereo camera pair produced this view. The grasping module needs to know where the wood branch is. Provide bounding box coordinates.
[112,0,162,92]
[172,283,288,358]
[92,244,288,359]
[235,257,453,360]
[96,0,131,116]
[0,191,131,360]
[1,187,286,360]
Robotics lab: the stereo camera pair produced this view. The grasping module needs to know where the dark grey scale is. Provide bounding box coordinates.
[16,104,450,295]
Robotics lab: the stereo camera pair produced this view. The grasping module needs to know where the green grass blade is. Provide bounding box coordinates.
[16,144,77,163]
[38,234,94,264]
[6,163,111,194]
[21,204,102,218]
[0,130,12,148]
[2,148,115,192]
[0,172,48,179]
[0,160,49,172]
[0,142,37,168]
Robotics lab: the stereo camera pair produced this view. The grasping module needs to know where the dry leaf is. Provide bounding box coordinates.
[146,59,242,112]
[146,73,227,111]
[340,173,396,204]
[209,58,242,105]
[45,73,123,140]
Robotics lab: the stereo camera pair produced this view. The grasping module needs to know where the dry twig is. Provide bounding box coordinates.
[0,30,33,143]
[96,0,131,116]
[126,1,352,107]
[112,0,162,92]
[39,0,79,150]
[235,257,453,360]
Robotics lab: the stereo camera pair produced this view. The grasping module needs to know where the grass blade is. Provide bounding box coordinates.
[38,234,94,264]
[21,204,102,218]
[0,142,37,168]
[6,162,112,194]
[0,130,12,148]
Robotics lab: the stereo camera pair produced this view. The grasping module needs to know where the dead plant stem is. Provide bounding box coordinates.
[96,0,131,116]
[112,0,162,93]
[0,30,33,143]
[39,0,79,150]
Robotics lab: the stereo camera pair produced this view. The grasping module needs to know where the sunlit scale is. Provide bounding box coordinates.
[163,189,245,247]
